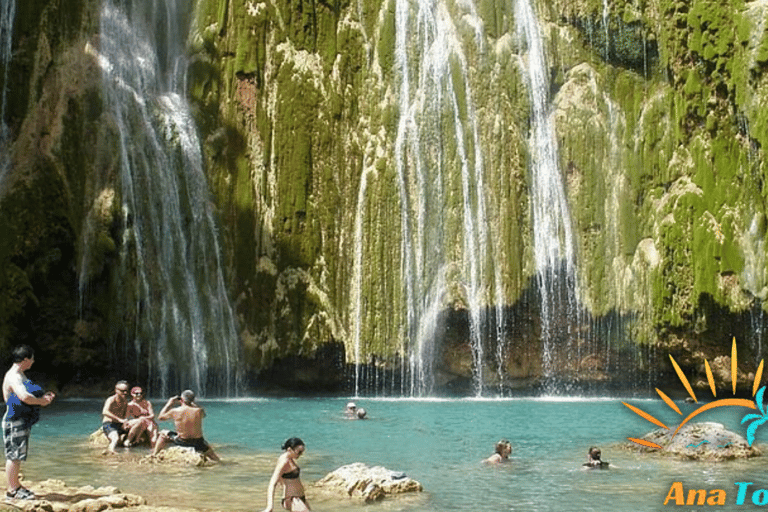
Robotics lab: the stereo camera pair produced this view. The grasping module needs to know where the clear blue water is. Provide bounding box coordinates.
[18,397,768,511]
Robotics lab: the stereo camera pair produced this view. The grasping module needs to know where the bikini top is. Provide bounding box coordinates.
[282,466,300,479]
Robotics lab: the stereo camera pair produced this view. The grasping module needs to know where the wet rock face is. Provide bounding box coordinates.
[632,422,762,461]
[315,462,423,503]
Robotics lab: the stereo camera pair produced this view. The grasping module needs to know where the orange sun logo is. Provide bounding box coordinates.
[624,338,764,449]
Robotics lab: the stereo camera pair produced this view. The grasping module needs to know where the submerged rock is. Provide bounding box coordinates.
[315,462,423,503]
[630,422,762,461]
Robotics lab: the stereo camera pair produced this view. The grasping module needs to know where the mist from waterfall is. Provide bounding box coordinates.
[0,0,15,199]
[365,0,505,396]
[88,0,240,396]
[515,0,579,392]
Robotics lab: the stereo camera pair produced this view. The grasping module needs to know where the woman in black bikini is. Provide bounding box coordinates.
[262,437,310,512]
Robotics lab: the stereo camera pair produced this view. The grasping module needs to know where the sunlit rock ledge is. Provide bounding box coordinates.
[314,462,423,503]
[0,479,147,512]
[87,430,211,466]
[627,422,762,461]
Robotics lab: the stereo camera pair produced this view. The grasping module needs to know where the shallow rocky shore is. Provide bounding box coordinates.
[0,478,183,512]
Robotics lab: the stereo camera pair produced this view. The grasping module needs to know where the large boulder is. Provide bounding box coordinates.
[629,421,762,461]
[314,463,422,503]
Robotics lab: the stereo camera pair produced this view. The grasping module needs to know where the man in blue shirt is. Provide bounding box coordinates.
[2,345,55,501]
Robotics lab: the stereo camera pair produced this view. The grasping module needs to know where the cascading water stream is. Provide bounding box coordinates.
[515,0,579,392]
[87,0,240,396]
[0,0,15,199]
[387,0,502,396]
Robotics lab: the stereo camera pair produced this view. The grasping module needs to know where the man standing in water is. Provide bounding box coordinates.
[101,380,131,453]
[152,389,219,462]
[2,345,55,501]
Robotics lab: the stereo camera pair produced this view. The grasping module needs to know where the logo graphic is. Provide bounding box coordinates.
[624,338,764,449]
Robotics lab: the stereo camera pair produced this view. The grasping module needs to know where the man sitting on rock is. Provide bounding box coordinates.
[151,390,219,462]
[101,380,131,454]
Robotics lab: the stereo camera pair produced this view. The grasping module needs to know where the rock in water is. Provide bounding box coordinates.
[315,462,423,503]
[631,422,762,461]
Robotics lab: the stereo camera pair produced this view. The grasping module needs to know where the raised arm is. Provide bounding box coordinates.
[157,396,179,421]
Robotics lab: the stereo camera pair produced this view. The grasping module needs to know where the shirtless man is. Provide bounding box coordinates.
[2,345,55,500]
[101,380,131,453]
[151,389,219,461]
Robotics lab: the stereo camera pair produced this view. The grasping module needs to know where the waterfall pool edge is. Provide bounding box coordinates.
[13,397,768,511]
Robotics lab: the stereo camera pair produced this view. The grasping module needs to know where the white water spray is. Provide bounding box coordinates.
[88,0,240,396]
[515,0,578,390]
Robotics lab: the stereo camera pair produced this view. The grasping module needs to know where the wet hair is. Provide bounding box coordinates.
[181,389,195,404]
[282,437,305,451]
[495,439,511,455]
[588,446,601,460]
[11,345,34,363]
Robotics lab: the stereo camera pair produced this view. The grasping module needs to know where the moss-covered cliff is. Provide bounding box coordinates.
[1,0,768,394]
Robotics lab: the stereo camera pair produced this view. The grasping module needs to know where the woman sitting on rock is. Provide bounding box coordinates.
[124,387,158,447]
[262,437,310,512]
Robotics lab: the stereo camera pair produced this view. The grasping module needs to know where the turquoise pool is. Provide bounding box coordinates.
[19,397,768,511]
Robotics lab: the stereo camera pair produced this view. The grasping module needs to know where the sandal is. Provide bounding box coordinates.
[6,486,35,501]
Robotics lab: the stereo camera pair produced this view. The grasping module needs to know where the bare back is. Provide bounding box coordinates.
[171,404,205,439]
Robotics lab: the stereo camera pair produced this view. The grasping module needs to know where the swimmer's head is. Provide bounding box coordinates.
[495,439,512,456]
[588,446,601,460]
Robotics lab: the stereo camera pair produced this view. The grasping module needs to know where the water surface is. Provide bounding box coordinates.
[21,397,768,511]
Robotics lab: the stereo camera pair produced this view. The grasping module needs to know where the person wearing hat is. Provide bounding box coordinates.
[152,389,219,461]
[344,402,357,417]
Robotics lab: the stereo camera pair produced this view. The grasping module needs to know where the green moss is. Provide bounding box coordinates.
[377,0,396,85]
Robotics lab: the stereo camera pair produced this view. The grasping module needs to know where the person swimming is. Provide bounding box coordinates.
[583,446,610,468]
[483,439,512,463]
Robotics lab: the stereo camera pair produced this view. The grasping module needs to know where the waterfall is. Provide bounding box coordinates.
[385,0,502,396]
[0,0,15,199]
[89,0,240,396]
[351,164,374,397]
[515,0,579,392]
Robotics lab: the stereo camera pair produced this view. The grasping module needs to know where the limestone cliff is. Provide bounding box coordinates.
[1,0,767,395]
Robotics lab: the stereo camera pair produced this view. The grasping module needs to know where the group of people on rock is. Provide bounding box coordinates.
[101,380,219,461]
[101,380,158,452]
